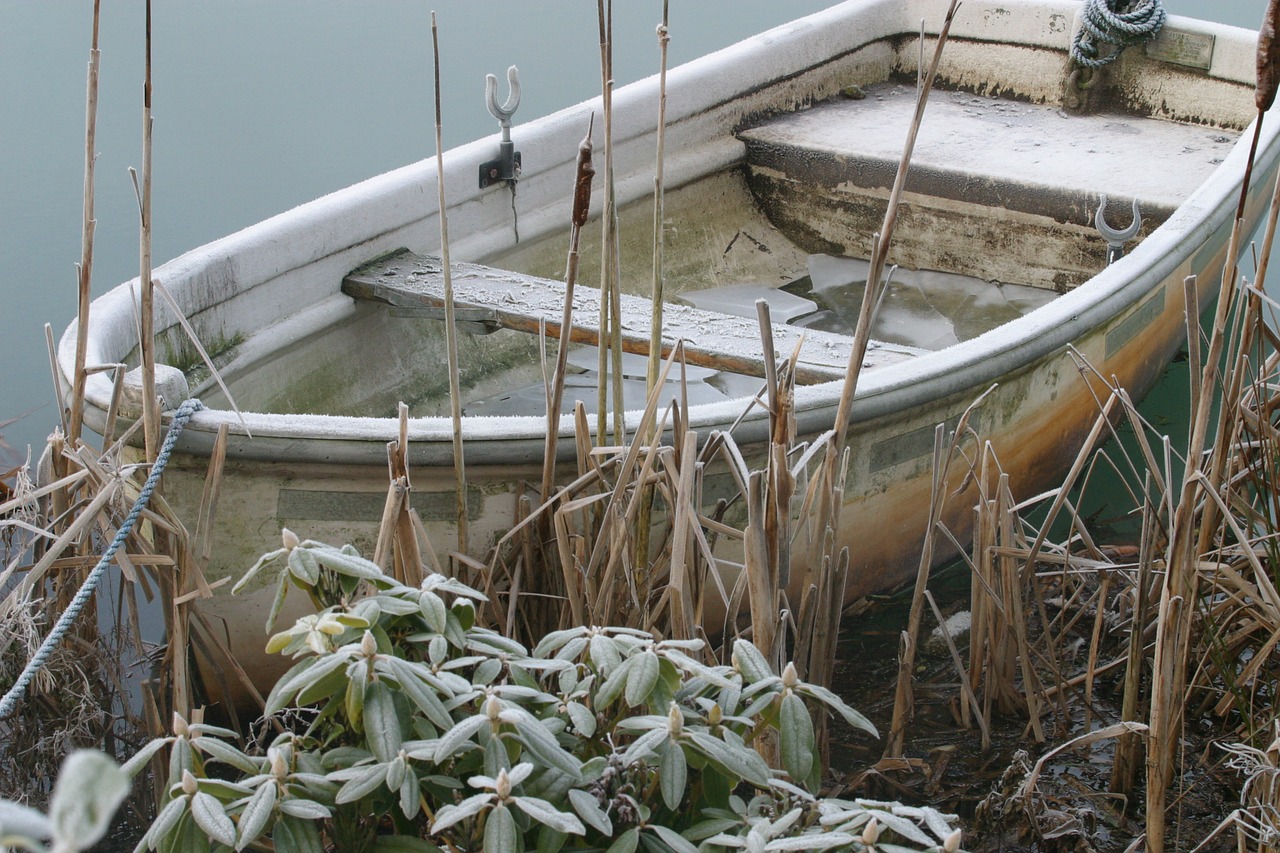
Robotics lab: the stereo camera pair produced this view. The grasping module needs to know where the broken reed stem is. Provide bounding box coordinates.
[139,0,158,462]
[884,423,946,759]
[431,12,468,553]
[646,1,670,395]
[69,0,101,447]
[542,120,596,504]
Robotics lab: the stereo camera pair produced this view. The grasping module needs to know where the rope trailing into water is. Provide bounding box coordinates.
[0,398,203,720]
[1070,0,1167,68]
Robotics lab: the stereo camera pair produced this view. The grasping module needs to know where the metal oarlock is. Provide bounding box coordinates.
[480,66,522,188]
[1094,194,1142,265]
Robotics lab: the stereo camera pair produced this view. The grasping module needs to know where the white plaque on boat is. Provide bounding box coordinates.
[1144,27,1214,70]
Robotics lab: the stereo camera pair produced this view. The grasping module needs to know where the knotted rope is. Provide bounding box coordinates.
[1070,0,1167,68]
[0,398,203,719]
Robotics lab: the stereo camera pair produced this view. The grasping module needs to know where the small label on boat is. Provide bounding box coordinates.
[1144,27,1214,71]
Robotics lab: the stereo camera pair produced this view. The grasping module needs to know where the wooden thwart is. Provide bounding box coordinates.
[342,250,920,384]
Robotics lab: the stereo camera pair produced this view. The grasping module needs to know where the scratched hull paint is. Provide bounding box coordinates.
[57,0,1280,702]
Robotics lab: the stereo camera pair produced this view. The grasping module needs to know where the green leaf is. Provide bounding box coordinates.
[625,650,660,708]
[277,799,332,820]
[335,764,388,804]
[779,692,814,785]
[593,655,634,709]
[686,731,769,788]
[345,661,368,729]
[399,766,421,819]
[484,803,519,853]
[309,547,387,581]
[605,827,639,853]
[565,702,596,737]
[766,832,857,850]
[567,789,612,837]
[169,737,195,785]
[647,824,699,853]
[280,813,325,853]
[234,782,276,851]
[682,817,741,841]
[621,728,668,766]
[588,634,621,674]
[51,753,129,850]
[658,740,687,812]
[431,792,493,833]
[512,796,586,836]
[232,548,285,595]
[364,681,405,763]
[173,810,212,853]
[373,835,443,853]
[0,801,51,845]
[435,714,487,764]
[516,720,583,781]
[475,658,503,685]
[121,738,169,779]
[796,684,879,738]
[194,737,261,776]
[141,794,187,850]
[732,640,774,683]
[266,574,291,634]
[190,791,237,848]
[288,547,320,585]
[419,591,448,633]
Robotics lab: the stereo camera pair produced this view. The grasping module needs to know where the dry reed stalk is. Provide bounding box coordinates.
[373,403,427,587]
[68,0,101,447]
[138,0,158,462]
[595,0,625,446]
[542,120,595,504]
[646,1,670,395]
[430,12,468,553]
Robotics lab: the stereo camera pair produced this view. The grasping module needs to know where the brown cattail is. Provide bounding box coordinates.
[571,115,596,228]
[1258,0,1280,111]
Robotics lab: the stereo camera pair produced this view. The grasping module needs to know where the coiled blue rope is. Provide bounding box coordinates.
[1071,0,1167,68]
[0,398,203,719]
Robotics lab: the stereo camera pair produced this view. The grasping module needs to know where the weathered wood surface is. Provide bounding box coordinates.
[342,250,922,384]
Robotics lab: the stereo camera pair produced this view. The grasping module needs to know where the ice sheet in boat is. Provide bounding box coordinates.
[789,254,1057,349]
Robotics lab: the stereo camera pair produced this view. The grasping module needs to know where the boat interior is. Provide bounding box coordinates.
[201,23,1254,422]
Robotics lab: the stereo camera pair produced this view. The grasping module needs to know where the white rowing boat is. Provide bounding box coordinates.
[57,0,1277,698]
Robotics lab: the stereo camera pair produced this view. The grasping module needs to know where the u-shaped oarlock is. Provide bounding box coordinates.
[480,65,523,189]
[1094,194,1142,266]
[485,65,521,142]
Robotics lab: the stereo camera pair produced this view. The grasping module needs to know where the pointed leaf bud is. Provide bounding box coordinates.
[667,702,683,737]
[171,712,189,737]
[862,817,881,847]
[944,828,962,853]
[495,768,511,800]
[270,749,288,780]
[361,630,378,658]
[782,662,799,690]
[281,528,300,551]
[181,770,199,797]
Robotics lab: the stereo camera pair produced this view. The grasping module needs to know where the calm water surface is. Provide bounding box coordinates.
[0,0,1268,454]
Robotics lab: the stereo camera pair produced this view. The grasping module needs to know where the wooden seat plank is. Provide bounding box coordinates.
[342,250,922,385]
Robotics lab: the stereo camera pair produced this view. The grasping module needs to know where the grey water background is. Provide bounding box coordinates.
[0,0,1268,459]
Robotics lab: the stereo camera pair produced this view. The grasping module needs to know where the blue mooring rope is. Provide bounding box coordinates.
[0,398,203,720]
[1070,0,1167,69]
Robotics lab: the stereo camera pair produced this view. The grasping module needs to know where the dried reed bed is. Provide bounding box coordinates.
[877,220,1280,849]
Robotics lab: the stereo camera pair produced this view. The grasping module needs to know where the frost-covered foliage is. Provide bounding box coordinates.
[136,536,965,852]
